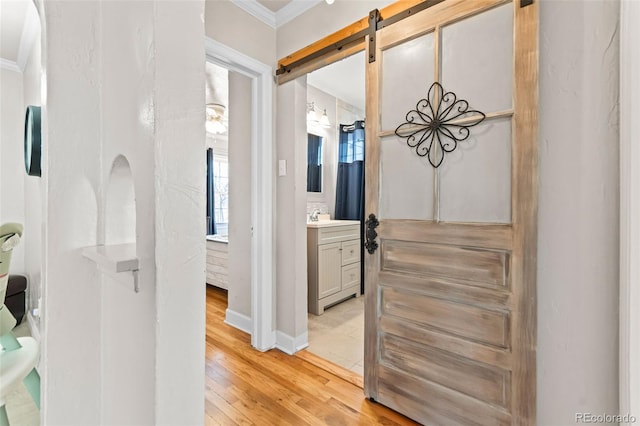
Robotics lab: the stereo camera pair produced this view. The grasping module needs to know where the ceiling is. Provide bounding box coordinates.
[308,51,365,112]
[255,0,293,13]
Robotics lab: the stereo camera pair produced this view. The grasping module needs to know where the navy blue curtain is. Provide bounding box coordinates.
[335,121,365,294]
[206,148,216,235]
[307,134,322,192]
[335,121,365,220]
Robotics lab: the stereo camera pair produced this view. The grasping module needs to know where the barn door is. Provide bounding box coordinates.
[363,0,538,424]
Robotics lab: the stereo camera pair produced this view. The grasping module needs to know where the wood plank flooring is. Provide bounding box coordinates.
[205,286,418,425]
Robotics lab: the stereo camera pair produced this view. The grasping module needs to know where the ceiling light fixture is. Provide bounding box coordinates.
[325,0,335,4]
[206,103,227,135]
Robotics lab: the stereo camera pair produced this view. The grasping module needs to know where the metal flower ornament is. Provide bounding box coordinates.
[394,82,486,168]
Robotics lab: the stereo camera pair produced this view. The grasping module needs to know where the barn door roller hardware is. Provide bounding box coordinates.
[276,0,447,77]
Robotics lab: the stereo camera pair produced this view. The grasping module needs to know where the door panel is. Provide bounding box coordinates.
[380,135,434,220]
[440,2,514,113]
[439,116,512,223]
[381,33,435,131]
[364,0,538,424]
[318,242,341,298]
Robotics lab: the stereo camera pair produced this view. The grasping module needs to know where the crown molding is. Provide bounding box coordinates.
[276,0,322,27]
[229,0,277,28]
[229,0,323,29]
[0,58,22,73]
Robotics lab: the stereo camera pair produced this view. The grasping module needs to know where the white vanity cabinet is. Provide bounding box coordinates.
[307,221,361,315]
[206,236,228,290]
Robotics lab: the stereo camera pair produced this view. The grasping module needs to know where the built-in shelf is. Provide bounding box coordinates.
[82,243,139,292]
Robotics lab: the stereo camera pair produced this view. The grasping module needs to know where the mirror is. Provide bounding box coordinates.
[307,133,323,192]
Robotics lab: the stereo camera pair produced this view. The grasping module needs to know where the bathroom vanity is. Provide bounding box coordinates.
[206,235,228,290]
[307,220,361,315]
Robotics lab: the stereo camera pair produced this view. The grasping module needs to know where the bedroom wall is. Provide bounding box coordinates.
[227,71,252,320]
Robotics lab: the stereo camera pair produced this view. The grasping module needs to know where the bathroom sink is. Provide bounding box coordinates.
[306,219,360,228]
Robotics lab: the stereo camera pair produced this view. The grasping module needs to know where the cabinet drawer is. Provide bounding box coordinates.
[318,225,360,245]
[341,240,360,265]
[342,263,361,289]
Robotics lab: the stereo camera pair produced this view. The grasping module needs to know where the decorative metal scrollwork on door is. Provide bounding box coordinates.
[394,82,486,168]
[365,214,379,255]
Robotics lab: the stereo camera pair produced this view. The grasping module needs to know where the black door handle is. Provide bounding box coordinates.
[364,213,379,254]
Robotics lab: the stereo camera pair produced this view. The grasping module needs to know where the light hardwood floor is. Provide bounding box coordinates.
[205,286,417,425]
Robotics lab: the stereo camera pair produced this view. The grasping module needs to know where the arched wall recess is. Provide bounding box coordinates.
[82,155,140,292]
[105,155,136,245]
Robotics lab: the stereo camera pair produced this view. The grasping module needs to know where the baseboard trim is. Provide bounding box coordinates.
[275,330,309,355]
[224,309,252,335]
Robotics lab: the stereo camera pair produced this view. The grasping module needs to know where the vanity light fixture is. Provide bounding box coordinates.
[319,109,331,128]
[307,102,331,128]
[307,102,319,125]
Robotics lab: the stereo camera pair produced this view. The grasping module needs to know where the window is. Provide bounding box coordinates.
[213,156,229,235]
[338,122,365,163]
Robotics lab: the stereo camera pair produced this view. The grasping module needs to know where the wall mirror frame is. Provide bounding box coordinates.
[306,132,323,195]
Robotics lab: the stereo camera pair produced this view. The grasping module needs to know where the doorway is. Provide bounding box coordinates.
[301,51,367,383]
[280,0,539,424]
[205,38,275,351]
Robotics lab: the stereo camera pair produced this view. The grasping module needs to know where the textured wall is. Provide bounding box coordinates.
[40,1,205,424]
[537,0,620,423]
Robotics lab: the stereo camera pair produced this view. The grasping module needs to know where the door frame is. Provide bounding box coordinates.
[205,38,275,351]
[620,0,640,420]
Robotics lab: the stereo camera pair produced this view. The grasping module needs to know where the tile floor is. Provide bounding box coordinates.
[306,295,365,375]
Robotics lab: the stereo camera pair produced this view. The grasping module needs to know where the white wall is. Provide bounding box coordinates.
[22,20,43,321]
[0,68,25,274]
[275,77,308,347]
[40,1,205,424]
[537,0,620,423]
[620,0,640,421]
[227,71,252,318]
